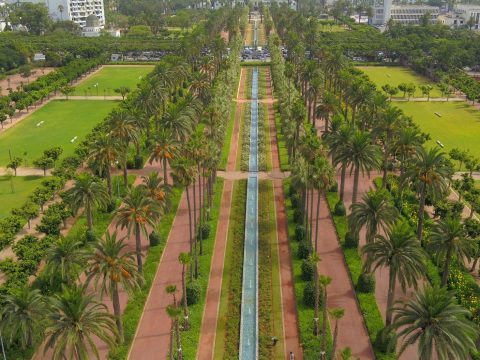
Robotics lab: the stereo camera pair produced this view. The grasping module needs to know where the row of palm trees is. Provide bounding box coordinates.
[269,11,480,359]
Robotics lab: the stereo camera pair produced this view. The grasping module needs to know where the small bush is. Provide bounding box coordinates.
[301,259,315,281]
[293,208,304,224]
[303,280,323,308]
[149,231,161,247]
[295,224,306,242]
[297,241,310,259]
[106,200,116,213]
[344,231,359,249]
[186,281,201,305]
[198,222,211,239]
[334,201,346,216]
[329,182,338,193]
[357,272,375,293]
[126,159,135,169]
[374,328,396,354]
[134,155,144,169]
[85,229,96,242]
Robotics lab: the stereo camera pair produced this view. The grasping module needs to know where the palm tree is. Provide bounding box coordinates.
[166,304,184,360]
[162,100,197,141]
[0,286,45,351]
[115,186,162,273]
[329,308,345,360]
[394,127,423,177]
[88,133,119,198]
[140,171,171,212]
[45,236,87,285]
[86,231,143,342]
[349,190,398,244]
[178,252,191,331]
[319,275,332,357]
[388,286,479,360]
[172,158,198,278]
[401,146,451,244]
[309,253,321,335]
[362,221,426,325]
[150,128,179,185]
[337,130,381,205]
[107,110,139,187]
[44,284,118,360]
[63,174,109,232]
[428,217,474,286]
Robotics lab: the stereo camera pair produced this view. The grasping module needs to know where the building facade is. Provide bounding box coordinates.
[372,0,439,26]
[438,4,480,30]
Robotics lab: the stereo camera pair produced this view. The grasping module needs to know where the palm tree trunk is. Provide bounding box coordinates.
[169,320,175,360]
[185,186,193,282]
[309,187,314,245]
[332,319,339,360]
[352,165,360,205]
[304,185,309,235]
[417,185,426,245]
[175,318,183,360]
[314,189,321,250]
[198,169,203,255]
[321,287,328,356]
[86,203,93,231]
[471,257,479,272]
[163,158,168,185]
[112,284,124,342]
[314,269,319,335]
[182,264,190,330]
[106,166,113,199]
[340,163,346,202]
[123,160,129,188]
[382,147,388,188]
[442,247,453,286]
[135,223,143,273]
[192,179,198,279]
[385,270,396,326]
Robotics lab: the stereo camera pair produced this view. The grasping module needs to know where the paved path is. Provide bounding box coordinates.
[267,65,302,357]
[0,167,52,176]
[391,97,464,102]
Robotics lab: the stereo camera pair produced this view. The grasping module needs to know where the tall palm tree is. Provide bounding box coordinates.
[166,304,184,360]
[316,90,338,134]
[162,100,197,142]
[149,128,179,185]
[86,231,143,342]
[428,217,474,286]
[337,130,381,205]
[349,190,398,244]
[329,307,345,360]
[115,186,162,273]
[394,127,422,177]
[107,109,139,187]
[178,252,191,330]
[88,133,119,199]
[172,158,198,278]
[362,221,426,325]
[44,285,118,360]
[45,236,87,285]
[319,274,332,357]
[388,286,479,360]
[0,286,45,351]
[401,146,451,244]
[63,174,109,232]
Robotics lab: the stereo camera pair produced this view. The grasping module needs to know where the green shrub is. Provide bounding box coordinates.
[134,155,144,169]
[344,231,359,249]
[303,280,323,308]
[85,229,96,242]
[373,328,396,355]
[293,208,304,224]
[198,222,211,239]
[334,201,346,216]
[329,181,338,193]
[297,241,310,259]
[357,272,375,293]
[149,231,161,247]
[186,281,201,305]
[301,259,315,281]
[295,224,306,241]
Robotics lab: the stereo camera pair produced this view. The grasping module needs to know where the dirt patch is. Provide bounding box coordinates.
[1,67,56,95]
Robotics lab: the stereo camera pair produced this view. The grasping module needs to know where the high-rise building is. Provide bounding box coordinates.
[372,0,439,26]
[7,0,105,28]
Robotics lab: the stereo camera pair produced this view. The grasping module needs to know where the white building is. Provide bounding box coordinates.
[7,0,105,28]
[438,4,480,30]
[372,0,439,26]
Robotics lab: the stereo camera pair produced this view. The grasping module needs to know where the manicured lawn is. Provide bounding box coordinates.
[0,175,44,218]
[73,66,153,96]
[358,66,443,98]
[394,101,480,158]
[0,100,117,167]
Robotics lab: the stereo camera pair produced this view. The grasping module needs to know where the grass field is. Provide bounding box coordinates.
[73,66,153,96]
[358,66,443,98]
[0,175,44,218]
[395,101,480,158]
[0,100,117,167]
